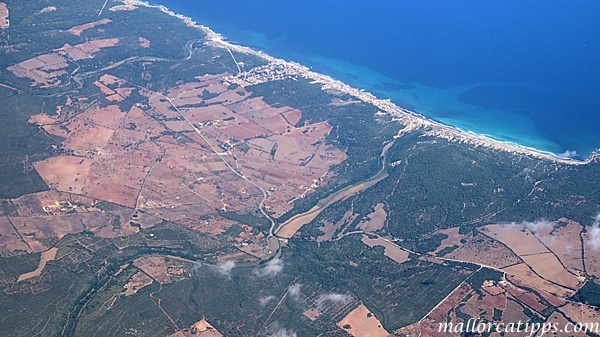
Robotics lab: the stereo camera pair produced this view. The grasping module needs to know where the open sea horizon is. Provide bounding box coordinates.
[153,0,600,159]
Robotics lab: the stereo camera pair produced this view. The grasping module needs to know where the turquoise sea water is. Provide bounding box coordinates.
[154,0,600,158]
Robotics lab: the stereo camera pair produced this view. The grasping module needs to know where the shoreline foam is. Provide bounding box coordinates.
[119,0,598,165]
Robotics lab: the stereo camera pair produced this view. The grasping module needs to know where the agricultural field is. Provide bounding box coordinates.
[31,69,343,229]
[338,304,391,337]
[0,0,598,336]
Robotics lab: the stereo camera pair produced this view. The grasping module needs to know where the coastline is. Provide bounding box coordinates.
[118,0,597,165]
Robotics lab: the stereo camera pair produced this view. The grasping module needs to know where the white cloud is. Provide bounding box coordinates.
[214,260,235,278]
[501,219,554,233]
[259,295,276,306]
[587,213,600,251]
[288,283,302,301]
[588,226,600,250]
[255,259,283,277]
[521,220,553,233]
[268,328,297,337]
[316,293,352,307]
[515,167,533,179]
[558,150,578,159]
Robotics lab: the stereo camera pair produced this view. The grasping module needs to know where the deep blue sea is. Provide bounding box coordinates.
[155,0,600,158]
